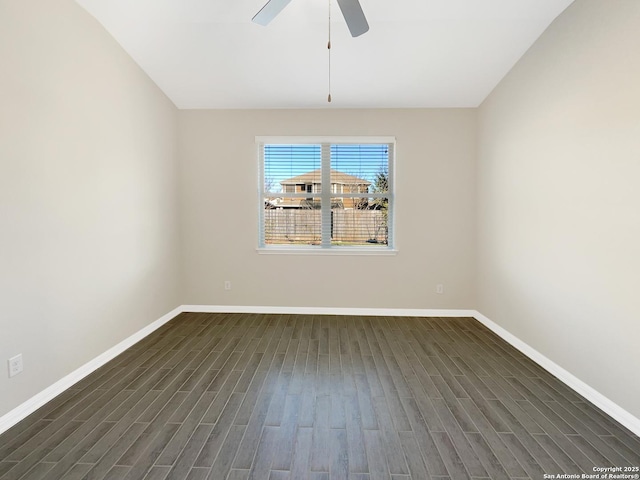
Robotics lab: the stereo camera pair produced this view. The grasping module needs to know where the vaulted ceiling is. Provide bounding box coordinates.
[75,0,574,108]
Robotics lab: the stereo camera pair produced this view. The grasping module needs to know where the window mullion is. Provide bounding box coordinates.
[321,144,332,247]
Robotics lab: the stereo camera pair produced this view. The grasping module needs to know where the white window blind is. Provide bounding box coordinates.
[258,137,395,252]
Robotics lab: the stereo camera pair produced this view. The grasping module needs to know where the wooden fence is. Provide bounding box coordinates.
[264,209,386,245]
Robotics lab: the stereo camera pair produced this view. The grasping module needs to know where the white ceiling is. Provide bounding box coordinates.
[75,0,574,109]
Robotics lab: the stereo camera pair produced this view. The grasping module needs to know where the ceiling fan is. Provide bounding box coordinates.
[252,0,370,37]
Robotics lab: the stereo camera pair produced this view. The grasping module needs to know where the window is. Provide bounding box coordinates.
[258,136,395,253]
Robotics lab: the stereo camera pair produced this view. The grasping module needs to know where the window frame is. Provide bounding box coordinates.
[257,136,397,255]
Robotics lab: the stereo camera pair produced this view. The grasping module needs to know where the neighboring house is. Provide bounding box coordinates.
[275,169,371,209]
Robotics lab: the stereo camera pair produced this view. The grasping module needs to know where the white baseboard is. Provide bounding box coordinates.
[0,306,183,436]
[183,304,477,318]
[2,305,639,439]
[473,311,640,437]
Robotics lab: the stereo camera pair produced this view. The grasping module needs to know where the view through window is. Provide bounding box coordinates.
[258,138,394,251]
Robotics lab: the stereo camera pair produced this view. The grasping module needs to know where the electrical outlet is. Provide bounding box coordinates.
[436,284,444,294]
[224,280,231,291]
[8,354,23,378]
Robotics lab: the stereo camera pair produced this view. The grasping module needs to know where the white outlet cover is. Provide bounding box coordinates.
[8,354,23,377]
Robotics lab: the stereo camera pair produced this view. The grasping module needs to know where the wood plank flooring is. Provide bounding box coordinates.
[1,313,639,480]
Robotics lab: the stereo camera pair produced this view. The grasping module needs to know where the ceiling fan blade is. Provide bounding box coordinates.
[336,0,369,37]
[252,0,293,26]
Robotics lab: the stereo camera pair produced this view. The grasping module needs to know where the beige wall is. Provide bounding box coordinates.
[178,109,477,309]
[0,0,180,416]
[477,0,640,418]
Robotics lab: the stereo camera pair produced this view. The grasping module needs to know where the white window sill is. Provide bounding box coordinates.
[256,246,398,256]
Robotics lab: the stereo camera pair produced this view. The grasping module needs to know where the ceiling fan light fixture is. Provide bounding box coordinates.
[252,0,369,104]
[252,0,369,38]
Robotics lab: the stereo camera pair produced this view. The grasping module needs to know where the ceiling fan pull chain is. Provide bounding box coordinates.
[328,0,332,103]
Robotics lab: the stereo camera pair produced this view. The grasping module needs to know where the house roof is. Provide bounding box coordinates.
[280,169,371,186]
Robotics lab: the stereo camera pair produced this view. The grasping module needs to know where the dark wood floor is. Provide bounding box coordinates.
[1,313,638,480]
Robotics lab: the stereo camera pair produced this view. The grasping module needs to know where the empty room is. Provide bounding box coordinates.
[1,0,639,479]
